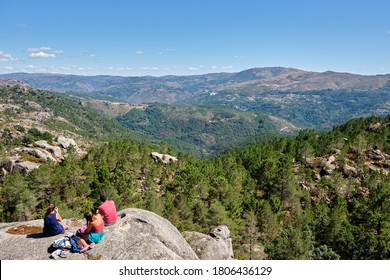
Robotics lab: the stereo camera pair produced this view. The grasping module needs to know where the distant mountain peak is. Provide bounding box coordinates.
[230,67,307,83]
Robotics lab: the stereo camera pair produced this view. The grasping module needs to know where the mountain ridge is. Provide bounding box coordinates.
[3,67,390,132]
[2,67,390,102]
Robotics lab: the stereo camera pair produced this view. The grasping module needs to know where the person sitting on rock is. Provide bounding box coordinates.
[97,194,117,226]
[43,203,69,236]
[79,211,104,253]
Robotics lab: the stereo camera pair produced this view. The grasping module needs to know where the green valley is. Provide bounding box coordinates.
[116,103,297,157]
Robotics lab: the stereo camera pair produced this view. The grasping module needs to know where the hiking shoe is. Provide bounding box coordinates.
[59,250,69,258]
[79,243,95,253]
[79,245,90,253]
[50,249,62,259]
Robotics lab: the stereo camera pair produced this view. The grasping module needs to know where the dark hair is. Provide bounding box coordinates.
[100,194,107,202]
[45,203,56,217]
[84,211,93,224]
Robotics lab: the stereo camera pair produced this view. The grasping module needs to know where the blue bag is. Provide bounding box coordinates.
[69,235,83,253]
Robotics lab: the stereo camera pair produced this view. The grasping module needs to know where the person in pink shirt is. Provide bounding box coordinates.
[97,194,117,226]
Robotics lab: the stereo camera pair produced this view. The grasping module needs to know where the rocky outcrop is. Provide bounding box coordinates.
[21,147,57,162]
[12,160,41,175]
[366,122,390,132]
[0,79,31,91]
[23,100,42,111]
[367,123,382,131]
[35,140,63,159]
[0,137,84,176]
[320,155,337,175]
[0,208,200,260]
[183,225,234,260]
[1,156,42,175]
[151,152,178,164]
[299,146,390,202]
[341,164,359,177]
[57,136,77,149]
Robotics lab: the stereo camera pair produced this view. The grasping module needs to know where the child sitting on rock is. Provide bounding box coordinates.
[78,211,104,253]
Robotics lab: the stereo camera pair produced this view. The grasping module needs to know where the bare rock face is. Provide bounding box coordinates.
[0,156,41,175]
[183,225,234,260]
[0,79,31,91]
[320,156,337,176]
[367,123,381,131]
[0,208,199,260]
[56,136,77,149]
[22,147,57,162]
[0,137,86,177]
[35,140,63,159]
[342,164,359,177]
[94,208,198,260]
[23,100,42,111]
[151,152,178,164]
[312,170,321,182]
[12,161,41,175]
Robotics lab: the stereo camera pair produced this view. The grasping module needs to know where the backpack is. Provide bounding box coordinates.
[69,235,83,253]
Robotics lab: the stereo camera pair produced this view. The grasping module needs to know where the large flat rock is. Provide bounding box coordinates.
[0,208,199,260]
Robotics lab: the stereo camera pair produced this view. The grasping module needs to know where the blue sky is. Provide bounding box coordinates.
[0,0,389,76]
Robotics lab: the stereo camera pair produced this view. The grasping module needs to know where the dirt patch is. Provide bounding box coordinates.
[6,225,43,235]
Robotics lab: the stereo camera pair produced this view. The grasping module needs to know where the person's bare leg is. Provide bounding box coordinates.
[80,237,88,247]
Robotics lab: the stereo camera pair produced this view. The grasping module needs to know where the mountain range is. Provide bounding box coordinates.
[2,67,390,131]
[2,67,390,102]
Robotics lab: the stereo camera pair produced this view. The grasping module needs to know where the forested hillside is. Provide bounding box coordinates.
[116,103,296,157]
[197,87,390,129]
[0,82,154,144]
[0,82,296,159]
[1,112,389,259]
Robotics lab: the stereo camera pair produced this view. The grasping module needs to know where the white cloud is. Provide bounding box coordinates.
[0,51,18,62]
[142,67,159,70]
[115,67,133,71]
[27,47,63,58]
[136,50,144,55]
[21,64,95,74]
[29,51,57,58]
[27,47,52,52]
